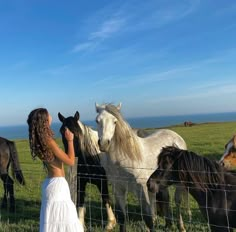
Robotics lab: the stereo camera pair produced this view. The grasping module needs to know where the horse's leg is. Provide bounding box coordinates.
[7,175,15,212]
[97,177,116,231]
[136,185,154,232]
[1,174,8,210]
[148,191,157,221]
[1,173,15,212]
[183,187,192,222]
[113,184,127,232]
[77,175,87,229]
[175,185,188,232]
[156,187,173,228]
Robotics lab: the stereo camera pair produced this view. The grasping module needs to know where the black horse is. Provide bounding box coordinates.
[0,137,25,212]
[147,146,236,232]
[58,111,116,231]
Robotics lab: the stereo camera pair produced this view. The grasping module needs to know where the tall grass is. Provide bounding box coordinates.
[0,122,236,231]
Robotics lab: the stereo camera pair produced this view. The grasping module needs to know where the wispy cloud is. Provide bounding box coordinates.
[11,60,30,70]
[134,48,236,86]
[89,18,125,40]
[123,0,200,32]
[72,41,99,53]
[90,66,193,90]
[71,0,199,53]
[190,80,235,91]
[92,76,117,86]
[89,47,235,90]
[43,64,72,76]
[72,16,125,53]
[152,83,236,104]
[214,2,236,16]
[133,66,194,84]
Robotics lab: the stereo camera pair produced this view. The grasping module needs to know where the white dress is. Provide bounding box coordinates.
[40,177,84,232]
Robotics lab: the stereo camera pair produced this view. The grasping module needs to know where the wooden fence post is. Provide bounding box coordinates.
[66,157,78,205]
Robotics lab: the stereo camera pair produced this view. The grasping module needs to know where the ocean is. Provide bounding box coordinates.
[1,111,236,140]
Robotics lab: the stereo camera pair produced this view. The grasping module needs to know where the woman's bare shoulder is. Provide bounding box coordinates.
[46,137,58,148]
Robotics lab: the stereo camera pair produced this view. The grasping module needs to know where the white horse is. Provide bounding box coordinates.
[95,103,190,232]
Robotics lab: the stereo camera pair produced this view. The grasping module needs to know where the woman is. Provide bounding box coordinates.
[27,108,84,232]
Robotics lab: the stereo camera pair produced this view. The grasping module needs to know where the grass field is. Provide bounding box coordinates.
[0,121,236,231]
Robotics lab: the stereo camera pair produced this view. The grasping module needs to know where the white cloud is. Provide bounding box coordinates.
[124,0,200,31]
[89,18,125,40]
[72,41,98,53]
[71,17,125,53]
[71,0,199,53]
[152,83,236,104]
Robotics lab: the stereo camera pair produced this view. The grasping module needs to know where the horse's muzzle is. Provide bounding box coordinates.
[98,139,110,152]
[221,160,233,169]
[147,178,159,193]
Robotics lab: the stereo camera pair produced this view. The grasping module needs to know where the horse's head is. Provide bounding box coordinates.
[95,103,121,152]
[220,135,236,169]
[58,111,83,154]
[147,146,180,193]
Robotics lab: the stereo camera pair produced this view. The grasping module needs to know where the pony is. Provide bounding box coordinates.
[219,135,236,168]
[147,146,236,232]
[0,136,25,212]
[184,121,194,127]
[95,103,190,232]
[58,111,116,231]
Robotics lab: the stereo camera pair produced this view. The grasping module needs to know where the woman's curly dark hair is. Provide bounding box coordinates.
[27,108,55,162]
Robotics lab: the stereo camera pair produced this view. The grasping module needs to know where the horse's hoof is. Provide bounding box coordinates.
[105,218,117,231]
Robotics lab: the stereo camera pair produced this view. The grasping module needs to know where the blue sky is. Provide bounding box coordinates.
[1,0,236,126]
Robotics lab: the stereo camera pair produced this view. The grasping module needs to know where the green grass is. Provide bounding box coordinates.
[0,122,236,231]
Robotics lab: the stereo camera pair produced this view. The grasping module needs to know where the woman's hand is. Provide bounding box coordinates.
[47,127,75,166]
[65,127,74,141]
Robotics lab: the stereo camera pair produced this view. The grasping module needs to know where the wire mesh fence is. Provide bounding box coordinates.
[1,161,236,231]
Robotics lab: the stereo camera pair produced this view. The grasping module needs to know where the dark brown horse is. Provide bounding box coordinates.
[58,112,116,231]
[0,137,25,212]
[184,121,194,127]
[147,146,236,232]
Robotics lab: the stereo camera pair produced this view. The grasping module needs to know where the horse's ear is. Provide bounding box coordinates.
[74,111,80,121]
[95,103,99,113]
[58,112,65,122]
[95,103,105,113]
[117,102,122,111]
[233,135,236,148]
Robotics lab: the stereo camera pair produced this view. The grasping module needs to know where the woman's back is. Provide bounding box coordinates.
[45,157,65,178]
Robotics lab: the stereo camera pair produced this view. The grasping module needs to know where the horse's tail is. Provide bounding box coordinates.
[8,141,26,185]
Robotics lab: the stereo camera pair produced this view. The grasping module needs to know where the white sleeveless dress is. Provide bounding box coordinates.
[40,177,84,232]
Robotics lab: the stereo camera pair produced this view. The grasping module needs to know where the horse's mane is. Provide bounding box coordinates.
[105,104,142,161]
[225,134,236,149]
[77,122,100,158]
[163,147,226,192]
